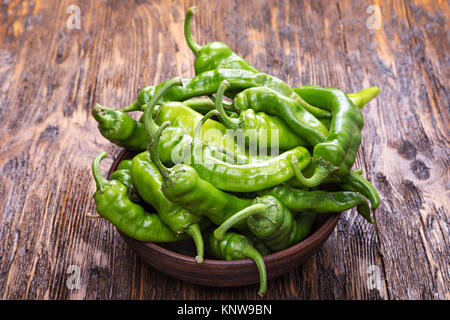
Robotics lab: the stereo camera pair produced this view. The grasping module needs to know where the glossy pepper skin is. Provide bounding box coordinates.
[91,152,184,243]
[291,85,364,187]
[292,86,380,110]
[152,161,252,228]
[184,7,259,75]
[130,151,206,246]
[215,81,311,150]
[110,159,141,203]
[92,104,147,151]
[155,101,248,163]
[205,230,267,296]
[183,7,331,119]
[125,68,332,119]
[214,195,316,252]
[258,183,373,223]
[144,79,312,193]
[91,99,246,163]
[182,98,237,117]
[233,86,329,146]
[147,112,251,228]
[186,110,311,192]
[287,164,380,211]
[129,148,205,262]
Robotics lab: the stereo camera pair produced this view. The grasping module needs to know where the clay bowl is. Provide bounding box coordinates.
[109,150,341,288]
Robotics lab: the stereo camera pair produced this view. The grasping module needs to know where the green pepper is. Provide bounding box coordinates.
[144,79,312,193]
[232,85,329,146]
[183,7,331,119]
[92,104,148,151]
[239,230,273,256]
[214,195,316,252]
[205,229,267,296]
[188,111,311,192]
[91,152,184,243]
[258,183,373,223]
[110,159,142,203]
[290,85,364,187]
[182,97,237,117]
[184,7,259,74]
[130,151,207,263]
[151,160,252,228]
[154,101,249,162]
[216,81,317,148]
[149,134,252,228]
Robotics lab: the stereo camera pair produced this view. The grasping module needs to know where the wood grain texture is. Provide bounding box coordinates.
[0,0,448,300]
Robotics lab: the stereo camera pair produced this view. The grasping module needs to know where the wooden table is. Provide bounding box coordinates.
[0,0,448,300]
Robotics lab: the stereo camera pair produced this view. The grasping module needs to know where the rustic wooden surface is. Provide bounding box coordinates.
[0,0,448,300]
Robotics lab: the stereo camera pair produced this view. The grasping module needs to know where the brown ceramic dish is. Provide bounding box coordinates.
[109,150,341,287]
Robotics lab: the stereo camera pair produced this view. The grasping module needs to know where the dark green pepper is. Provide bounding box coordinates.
[290,85,364,187]
[258,183,373,223]
[110,159,141,203]
[183,7,331,119]
[91,152,184,243]
[130,151,205,263]
[144,79,312,193]
[205,230,267,296]
[149,124,253,228]
[124,67,331,122]
[216,81,318,148]
[155,101,249,163]
[92,104,148,151]
[214,195,316,252]
[183,97,237,117]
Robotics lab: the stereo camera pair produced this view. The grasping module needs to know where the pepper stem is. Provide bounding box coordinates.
[121,100,141,112]
[341,170,380,210]
[215,80,241,129]
[291,156,332,187]
[92,152,108,192]
[214,204,267,241]
[144,78,183,140]
[91,104,117,127]
[242,245,267,296]
[193,110,219,144]
[185,223,204,264]
[347,86,380,109]
[184,7,202,56]
[150,121,172,178]
[193,110,244,163]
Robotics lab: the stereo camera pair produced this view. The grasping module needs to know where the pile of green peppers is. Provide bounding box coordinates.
[89,7,381,296]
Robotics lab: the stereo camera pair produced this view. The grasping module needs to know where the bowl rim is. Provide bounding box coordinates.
[127,212,340,266]
[111,149,341,266]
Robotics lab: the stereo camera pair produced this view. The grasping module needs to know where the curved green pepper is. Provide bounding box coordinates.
[258,183,373,223]
[232,85,329,146]
[92,104,147,151]
[150,159,252,228]
[155,101,248,162]
[124,67,330,120]
[183,7,331,119]
[186,111,311,192]
[291,85,364,187]
[205,230,267,296]
[216,81,316,148]
[130,153,205,264]
[110,159,142,203]
[91,152,184,243]
[292,86,380,110]
[214,195,316,252]
[182,97,237,117]
[143,79,311,193]
[184,7,259,74]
